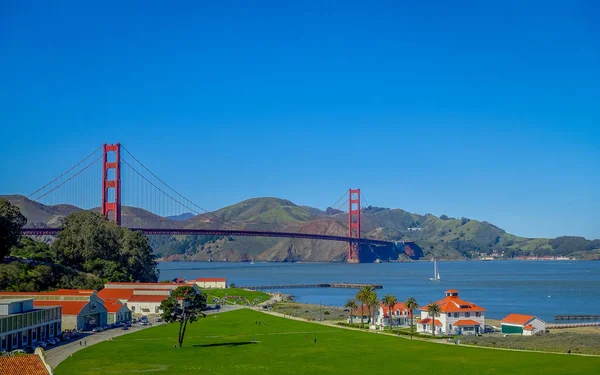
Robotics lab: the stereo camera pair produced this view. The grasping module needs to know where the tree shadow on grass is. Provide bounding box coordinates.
[193,341,257,348]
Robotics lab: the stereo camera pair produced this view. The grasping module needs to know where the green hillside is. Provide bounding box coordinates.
[5,195,599,262]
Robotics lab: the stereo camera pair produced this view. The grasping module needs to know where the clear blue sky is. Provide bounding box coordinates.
[1,1,598,239]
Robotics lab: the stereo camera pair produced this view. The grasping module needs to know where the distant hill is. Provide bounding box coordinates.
[4,194,599,262]
[167,213,195,221]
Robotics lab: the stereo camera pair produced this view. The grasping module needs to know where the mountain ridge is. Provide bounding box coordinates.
[3,194,599,262]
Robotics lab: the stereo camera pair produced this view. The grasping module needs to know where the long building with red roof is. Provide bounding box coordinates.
[0,290,108,330]
[417,289,485,335]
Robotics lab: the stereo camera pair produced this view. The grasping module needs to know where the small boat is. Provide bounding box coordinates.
[429,258,440,281]
[250,259,255,265]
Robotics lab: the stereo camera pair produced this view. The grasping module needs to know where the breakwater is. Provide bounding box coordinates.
[239,282,383,290]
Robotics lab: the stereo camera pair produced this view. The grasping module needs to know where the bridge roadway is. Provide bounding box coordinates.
[21,227,404,247]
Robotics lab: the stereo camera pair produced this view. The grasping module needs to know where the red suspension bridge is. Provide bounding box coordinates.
[19,143,409,262]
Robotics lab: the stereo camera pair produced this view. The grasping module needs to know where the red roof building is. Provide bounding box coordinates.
[501,313,546,335]
[0,354,52,375]
[417,290,485,336]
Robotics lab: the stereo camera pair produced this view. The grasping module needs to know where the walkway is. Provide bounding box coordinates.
[45,323,162,368]
[253,307,600,358]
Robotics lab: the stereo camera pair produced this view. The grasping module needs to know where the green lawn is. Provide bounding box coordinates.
[202,288,270,305]
[56,309,600,375]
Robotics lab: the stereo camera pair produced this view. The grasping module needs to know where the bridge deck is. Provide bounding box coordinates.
[21,227,405,246]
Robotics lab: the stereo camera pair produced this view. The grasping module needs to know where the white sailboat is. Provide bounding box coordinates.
[250,258,255,265]
[429,258,440,281]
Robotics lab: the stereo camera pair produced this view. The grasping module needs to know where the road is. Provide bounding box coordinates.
[44,323,160,368]
[45,305,243,369]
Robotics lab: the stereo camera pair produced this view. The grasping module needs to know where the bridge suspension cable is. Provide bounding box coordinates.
[120,146,243,229]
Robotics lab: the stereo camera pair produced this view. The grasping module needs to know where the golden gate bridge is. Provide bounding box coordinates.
[19,143,412,262]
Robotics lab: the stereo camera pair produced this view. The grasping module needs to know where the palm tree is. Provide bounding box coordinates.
[382,294,397,331]
[426,301,442,336]
[404,297,419,334]
[356,286,373,328]
[368,294,380,327]
[344,298,358,324]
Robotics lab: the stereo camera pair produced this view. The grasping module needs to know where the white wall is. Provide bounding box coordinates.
[417,310,485,335]
[128,301,163,316]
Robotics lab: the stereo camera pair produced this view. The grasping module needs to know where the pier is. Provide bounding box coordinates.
[239,282,383,290]
[547,322,600,329]
[554,315,600,321]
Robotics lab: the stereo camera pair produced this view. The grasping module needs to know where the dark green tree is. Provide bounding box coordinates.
[160,286,207,347]
[52,211,158,282]
[0,198,27,259]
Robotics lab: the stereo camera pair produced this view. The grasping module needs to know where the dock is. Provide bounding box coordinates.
[239,282,383,290]
[548,322,600,329]
[554,315,600,321]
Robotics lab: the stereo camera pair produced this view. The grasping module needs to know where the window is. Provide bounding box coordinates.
[32,329,37,341]
[12,334,18,347]
[465,312,470,318]
[422,324,426,330]
[476,312,481,317]
[454,313,459,318]
[155,306,160,313]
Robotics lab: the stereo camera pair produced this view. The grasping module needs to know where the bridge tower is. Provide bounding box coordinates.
[348,188,360,263]
[101,143,121,225]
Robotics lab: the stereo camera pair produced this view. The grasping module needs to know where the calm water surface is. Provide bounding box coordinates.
[159,260,600,322]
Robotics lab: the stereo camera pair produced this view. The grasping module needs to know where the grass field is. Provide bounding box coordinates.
[202,288,270,305]
[55,309,600,375]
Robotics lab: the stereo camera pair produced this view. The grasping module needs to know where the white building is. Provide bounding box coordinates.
[375,302,412,327]
[0,299,61,352]
[127,294,169,316]
[193,278,227,289]
[417,289,485,335]
[501,314,546,336]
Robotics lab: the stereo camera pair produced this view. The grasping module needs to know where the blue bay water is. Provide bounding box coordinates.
[158,260,600,323]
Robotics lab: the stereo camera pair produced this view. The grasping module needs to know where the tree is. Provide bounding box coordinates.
[355,286,375,328]
[53,211,158,282]
[0,199,27,259]
[426,302,441,336]
[404,297,419,334]
[160,286,207,347]
[382,294,397,330]
[344,298,358,324]
[368,295,380,328]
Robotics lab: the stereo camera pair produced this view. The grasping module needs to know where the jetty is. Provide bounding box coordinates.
[239,282,383,290]
[554,315,600,321]
[548,322,600,329]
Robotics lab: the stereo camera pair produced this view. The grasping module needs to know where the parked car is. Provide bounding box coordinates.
[120,325,129,330]
[37,341,47,348]
[155,317,163,322]
[140,321,149,326]
[125,321,132,327]
[131,318,137,323]
[24,345,37,354]
[92,327,103,333]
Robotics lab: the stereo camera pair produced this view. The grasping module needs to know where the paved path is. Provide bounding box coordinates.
[45,305,243,369]
[45,323,161,368]
[253,307,600,357]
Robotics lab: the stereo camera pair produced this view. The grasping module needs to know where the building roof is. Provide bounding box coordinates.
[454,319,481,327]
[0,355,50,375]
[419,318,442,326]
[104,300,128,313]
[128,295,168,303]
[501,314,535,325]
[33,300,87,315]
[98,288,135,300]
[195,278,227,282]
[419,290,485,313]
[523,324,535,331]
[380,302,411,318]
[56,289,95,294]
[0,290,92,297]
[351,305,371,316]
